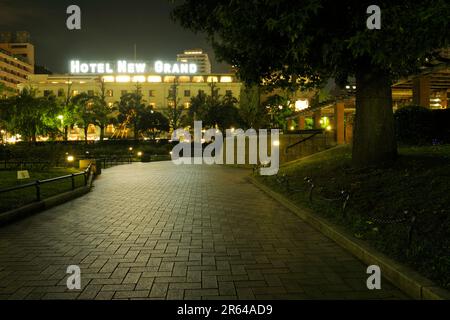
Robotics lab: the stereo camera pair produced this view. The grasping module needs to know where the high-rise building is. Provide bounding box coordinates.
[0,31,35,94]
[177,49,211,74]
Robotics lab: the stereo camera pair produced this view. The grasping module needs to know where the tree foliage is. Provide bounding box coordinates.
[172,0,449,166]
[0,88,58,142]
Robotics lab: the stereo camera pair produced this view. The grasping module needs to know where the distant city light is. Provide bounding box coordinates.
[295,99,309,111]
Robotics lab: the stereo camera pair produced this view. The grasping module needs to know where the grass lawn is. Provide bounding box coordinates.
[257,144,450,290]
[0,168,86,213]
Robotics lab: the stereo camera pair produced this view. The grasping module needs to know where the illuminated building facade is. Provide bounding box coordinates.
[0,31,35,94]
[19,59,242,140]
[177,49,212,74]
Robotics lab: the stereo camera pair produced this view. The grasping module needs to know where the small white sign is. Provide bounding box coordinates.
[17,170,30,180]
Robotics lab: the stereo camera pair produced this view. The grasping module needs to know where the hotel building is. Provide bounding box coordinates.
[177,49,212,74]
[0,31,35,94]
[19,59,242,140]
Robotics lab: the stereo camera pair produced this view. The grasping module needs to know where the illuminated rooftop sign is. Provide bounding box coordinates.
[69,60,197,75]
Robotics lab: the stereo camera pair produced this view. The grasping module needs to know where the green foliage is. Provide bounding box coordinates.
[164,81,187,130]
[186,86,242,131]
[394,106,433,144]
[116,91,148,140]
[0,88,58,142]
[172,0,449,87]
[261,94,294,130]
[238,85,269,129]
[138,108,170,139]
[258,145,450,289]
[395,106,450,145]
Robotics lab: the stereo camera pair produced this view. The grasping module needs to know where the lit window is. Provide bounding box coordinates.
[192,76,204,83]
[164,76,176,83]
[207,76,219,83]
[102,76,115,82]
[116,76,130,83]
[132,76,146,83]
[220,76,233,83]
[148,76,162,83]
[294,99,309,111]
[178,76,190,82]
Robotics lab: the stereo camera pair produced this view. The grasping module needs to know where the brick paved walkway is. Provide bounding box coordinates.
[0,162,407,300]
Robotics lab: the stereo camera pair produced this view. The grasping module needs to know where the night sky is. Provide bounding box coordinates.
[0,0,230,73]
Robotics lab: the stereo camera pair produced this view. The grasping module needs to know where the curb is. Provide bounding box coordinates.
[0,185,91,227]
[248,175,450,300]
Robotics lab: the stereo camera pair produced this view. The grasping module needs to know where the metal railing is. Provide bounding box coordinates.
[0,162,93,202]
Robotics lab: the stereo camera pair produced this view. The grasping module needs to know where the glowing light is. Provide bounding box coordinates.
[137,151,143,157]
[132,76,146,83]
[192,76,204,83]
[326,125,332,131]
[102,76,115,82]
[290,126,295,130]
[147,76,162,83]
[115,76,130,83]
[57,115,64,120]
[273,140,280,146]
[207,76,219,83]
[129,147,133,151]
[67,155,74,162]
[294,99,309,111]
[220,76,233,83]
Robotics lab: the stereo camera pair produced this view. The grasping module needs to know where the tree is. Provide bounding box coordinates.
[56,80,77,141]
[164,80,186,130]
[138,108,170,140]
[187,90,209,126]
[93,79,117,141]
[72,92,97,143]
[261,94,294,130]
[239,85,269,129]
[212,91,241,132]
[187,86,242,131]
[116,89,147,141]
[1,88,58,143]
[172,0,449,166]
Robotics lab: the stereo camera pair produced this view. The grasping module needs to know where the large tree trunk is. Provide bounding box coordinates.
[352,65,397,167]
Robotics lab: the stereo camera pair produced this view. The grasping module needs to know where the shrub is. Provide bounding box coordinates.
[394,106,433,145]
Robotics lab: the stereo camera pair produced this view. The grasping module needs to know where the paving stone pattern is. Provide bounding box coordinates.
[0,162,408,300]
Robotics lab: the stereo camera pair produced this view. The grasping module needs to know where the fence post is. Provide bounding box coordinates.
[36,180,41,201]
[71,173,75,190]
